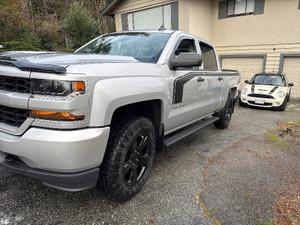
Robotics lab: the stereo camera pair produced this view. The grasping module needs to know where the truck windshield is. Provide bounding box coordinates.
[76,32,172,63]
[250,75,286,87]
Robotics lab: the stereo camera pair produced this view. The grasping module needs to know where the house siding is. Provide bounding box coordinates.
[113,0,175,31]
[114,0,174,14]
[212,0,300,47]
[108,0,300,99]
[216,43,300,72]
[178,0,214,42]
[211,0,300,99]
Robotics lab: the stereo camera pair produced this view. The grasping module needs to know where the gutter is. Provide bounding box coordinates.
[99,0,123,17]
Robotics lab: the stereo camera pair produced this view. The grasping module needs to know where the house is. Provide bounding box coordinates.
[100,0,300,100]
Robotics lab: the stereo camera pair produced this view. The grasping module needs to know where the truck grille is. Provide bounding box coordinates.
[0,104,29,127]
[0,75,31,93]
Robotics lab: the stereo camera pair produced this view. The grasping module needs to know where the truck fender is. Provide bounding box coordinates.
[89,77,168,126]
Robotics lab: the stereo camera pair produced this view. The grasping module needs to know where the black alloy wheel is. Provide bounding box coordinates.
[214,93,235,129]
[225,97,234,122]
[122,133,152,186]
[99,116,156,202]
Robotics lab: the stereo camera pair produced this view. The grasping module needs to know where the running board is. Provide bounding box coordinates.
[164,117,219,147]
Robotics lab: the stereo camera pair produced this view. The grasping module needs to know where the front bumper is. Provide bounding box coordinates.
[240,95,285,108]
[0,156,99,191]
[0,126,110,191]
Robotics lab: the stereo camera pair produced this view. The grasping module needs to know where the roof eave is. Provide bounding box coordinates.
[100,0,123,17]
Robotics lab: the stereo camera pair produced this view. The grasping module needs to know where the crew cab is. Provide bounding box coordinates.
[0,30,240,201]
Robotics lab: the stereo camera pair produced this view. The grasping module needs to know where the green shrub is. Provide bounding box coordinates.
[34,15,64,51]
[59,48,75,53]
[62,2,100,48]
[257,219,274,225]
[16,24,41,49]
[3,41,41,51]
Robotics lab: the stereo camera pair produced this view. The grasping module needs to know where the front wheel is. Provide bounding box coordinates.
[278,98,287,111]
[99,117,156,202]
[239,97,247,107]
[214,93,235,129]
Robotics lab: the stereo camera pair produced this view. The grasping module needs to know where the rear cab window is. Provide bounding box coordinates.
[199,42,218,71]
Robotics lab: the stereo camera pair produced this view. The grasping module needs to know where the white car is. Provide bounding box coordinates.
[239,73,294,111]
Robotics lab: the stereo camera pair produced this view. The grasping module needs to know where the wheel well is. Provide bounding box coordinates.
[110,100,164,151]
[230,87,238,98]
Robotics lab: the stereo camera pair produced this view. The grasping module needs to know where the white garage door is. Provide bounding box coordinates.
[282,57,300,100]
[222,57,264,88]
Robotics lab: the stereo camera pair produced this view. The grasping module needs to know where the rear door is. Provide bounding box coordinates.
[199,41,224,114]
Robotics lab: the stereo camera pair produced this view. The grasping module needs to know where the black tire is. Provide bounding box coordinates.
[99,116,156,202]
[238,97,247,107]
[278,98,287,111]
[214,93,235,129]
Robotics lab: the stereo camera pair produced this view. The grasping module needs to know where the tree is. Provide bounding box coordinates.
[0,0,41,50]
[62,1,100,48]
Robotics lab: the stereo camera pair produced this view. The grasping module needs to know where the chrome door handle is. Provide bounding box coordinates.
[197,77,205,82]
[218,77,223,81]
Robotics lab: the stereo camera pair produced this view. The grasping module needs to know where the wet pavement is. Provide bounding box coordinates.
[1,101,300,225]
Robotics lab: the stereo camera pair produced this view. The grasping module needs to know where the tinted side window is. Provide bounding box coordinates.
[199,42,218,71]
[175,39,197,55]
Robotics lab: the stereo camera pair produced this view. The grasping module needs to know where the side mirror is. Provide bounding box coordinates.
[245,80,250,84]
[169,52,202,70]
[288,82,294,87]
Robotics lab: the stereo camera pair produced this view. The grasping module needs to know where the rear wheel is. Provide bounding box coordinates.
[214,93,235,129]
[99,116,156,202]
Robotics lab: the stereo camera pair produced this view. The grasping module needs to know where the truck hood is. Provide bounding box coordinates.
[0,51,139,73]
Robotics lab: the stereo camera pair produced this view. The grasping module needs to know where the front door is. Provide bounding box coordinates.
[165,38,206,132]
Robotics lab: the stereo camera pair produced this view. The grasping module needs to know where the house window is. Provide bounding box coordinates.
[127,5,171,30]
[227,0,255,16]
[122,2,178,31]
[219,0,265,19]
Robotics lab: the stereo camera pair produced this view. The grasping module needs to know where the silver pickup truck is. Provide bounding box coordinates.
[0,30,240,201]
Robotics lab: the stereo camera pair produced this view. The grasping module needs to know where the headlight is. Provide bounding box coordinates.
[241,87,248,95]
[31,79,85,96]
[276,91,285,98]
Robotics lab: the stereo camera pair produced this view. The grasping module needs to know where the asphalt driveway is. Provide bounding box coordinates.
[1,101,300,225]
